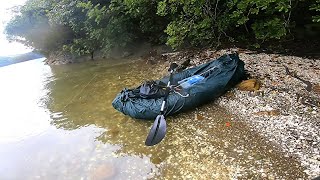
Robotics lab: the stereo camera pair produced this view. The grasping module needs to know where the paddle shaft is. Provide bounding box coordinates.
[145,65,177,146]
[160,82,170,113]
[160,70,174,114]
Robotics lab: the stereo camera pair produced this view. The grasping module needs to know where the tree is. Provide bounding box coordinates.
[5,0,320,57]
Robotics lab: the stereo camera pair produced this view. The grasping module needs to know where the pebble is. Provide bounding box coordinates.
[202,50,320,178]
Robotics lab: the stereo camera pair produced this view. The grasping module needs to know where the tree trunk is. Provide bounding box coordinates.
[91,51,94,60]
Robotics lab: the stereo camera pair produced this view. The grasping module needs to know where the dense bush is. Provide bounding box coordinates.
[5,0,320,56]
[158,0,319,48]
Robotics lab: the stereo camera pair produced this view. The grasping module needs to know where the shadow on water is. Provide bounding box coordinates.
[46,58,307,179]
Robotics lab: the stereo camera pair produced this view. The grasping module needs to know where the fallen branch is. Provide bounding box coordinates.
[283,65,313,92]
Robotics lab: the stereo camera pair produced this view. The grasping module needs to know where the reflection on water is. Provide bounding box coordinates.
[0,59,52,143]
[0,58,307,179]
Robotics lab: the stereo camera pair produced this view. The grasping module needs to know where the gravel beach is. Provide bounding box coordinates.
[154,49,320,179]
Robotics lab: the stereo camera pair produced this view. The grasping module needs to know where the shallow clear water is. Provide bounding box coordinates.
[0,58,307,179]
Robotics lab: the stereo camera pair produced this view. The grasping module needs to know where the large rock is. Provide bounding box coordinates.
[237,79,261,91]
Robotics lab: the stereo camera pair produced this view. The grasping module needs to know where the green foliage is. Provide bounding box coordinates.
[5,0,73,54]
[165,17,212,49]
[5,0,320,56]
[310,0,320,22]
[47,0,103,55]
[81,0,136,52]
[226,0,292,41]
[159,0,319,48]
[157,0,213,49]
[252,18,287,41]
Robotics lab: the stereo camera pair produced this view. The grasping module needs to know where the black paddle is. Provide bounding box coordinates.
[145,63,178,146]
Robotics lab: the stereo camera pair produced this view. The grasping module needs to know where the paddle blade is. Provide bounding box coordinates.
[145,115,167,146]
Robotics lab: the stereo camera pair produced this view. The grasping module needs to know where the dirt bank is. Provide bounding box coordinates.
[43,43,172,65]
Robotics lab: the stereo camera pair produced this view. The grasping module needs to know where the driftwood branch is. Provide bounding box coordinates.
[283,65,313,92]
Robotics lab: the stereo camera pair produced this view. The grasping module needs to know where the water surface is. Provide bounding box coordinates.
[0,58,306,179]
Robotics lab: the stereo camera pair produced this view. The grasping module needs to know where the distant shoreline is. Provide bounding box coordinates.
[0,52,43,67]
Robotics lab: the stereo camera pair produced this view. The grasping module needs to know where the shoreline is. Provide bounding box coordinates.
[154,48,320,178]
[44,47,319,178]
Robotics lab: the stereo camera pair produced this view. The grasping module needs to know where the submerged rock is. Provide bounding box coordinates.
[88,164,115,180]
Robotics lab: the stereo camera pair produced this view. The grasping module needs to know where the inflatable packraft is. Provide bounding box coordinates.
[112,54,245,120]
